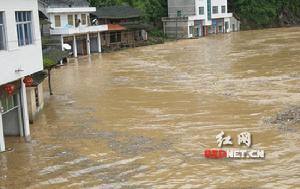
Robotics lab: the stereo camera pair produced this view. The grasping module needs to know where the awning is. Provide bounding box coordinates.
[107,24,126,31]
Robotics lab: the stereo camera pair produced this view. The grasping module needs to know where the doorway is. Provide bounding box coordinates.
[0,91,23,136]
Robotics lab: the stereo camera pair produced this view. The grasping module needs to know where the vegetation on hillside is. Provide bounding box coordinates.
[229,0,300,29]
[89,0,300,30]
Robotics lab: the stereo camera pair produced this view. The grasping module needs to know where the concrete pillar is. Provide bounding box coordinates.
[73,35,77,58]
[61,35,64,51]
[97,32,102,53]
[86,33,91,55]
[0,112,5,152]
[21,79,30,138]
[60,36,64,65]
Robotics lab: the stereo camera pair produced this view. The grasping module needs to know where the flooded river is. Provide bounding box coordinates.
[1,27,300,189]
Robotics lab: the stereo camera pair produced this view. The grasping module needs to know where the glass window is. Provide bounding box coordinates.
[55,15,61,27]
[177,11,181,17]
[68,15,74,26]
[213,6,218,14]
[15,11,33,46]
[199,7,205,15]
[222,6,226,13]
[81,14,86,25]
[0,12,6,50]
[110,32,121,43]
[0,94,18,113]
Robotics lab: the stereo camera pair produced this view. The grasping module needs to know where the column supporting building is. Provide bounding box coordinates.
[20,79,30,138]
[97,32,102,53]
[73,35,78,58]
[86,33,91,55]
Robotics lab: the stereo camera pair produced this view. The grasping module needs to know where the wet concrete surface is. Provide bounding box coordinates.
[1,27,300,189]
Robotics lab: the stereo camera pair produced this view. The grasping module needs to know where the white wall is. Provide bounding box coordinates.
[195,0,207,20]
[190,0,232,21]
[211,0,230,19]
[0,0,43,86]
[49,12,90,29]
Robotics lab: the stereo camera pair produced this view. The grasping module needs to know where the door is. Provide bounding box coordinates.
[0,93,23,136]
[225,22,229,33]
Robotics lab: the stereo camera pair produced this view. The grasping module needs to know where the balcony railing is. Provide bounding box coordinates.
[50,25,108,35]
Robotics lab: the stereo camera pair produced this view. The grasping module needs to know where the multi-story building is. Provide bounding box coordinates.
[0,0,43,152]
[38,0,108,57]
[162,0,240,38]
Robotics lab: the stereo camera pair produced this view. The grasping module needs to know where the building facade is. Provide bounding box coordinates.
[163,0,240,38]
[0,0,43,152]
[38,0,108,57]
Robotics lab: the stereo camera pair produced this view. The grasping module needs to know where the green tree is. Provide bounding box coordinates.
[43,49,69,95]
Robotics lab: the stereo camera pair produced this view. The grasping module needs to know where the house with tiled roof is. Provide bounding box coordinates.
[91,5,149,51]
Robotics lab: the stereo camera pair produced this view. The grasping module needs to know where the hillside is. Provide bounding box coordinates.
[88,0,300,30]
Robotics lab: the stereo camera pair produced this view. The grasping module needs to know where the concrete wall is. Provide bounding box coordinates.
[230,16,240,32]
[26,83,45,123]
[168,0,196,17]
[48,13,89,29]
[163,17,189,38]
[0,0,43,86]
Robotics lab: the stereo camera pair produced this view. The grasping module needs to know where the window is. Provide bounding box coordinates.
[87,15,90,26]
[199,7,204,15]
[16,11,33,46]
[110,32,121,43]
[0,12,6,50]
[177,10,181,17]
[35,88,40,108]
[81,14,86,25]
[55,15,61,27]
[0,94,18,113]
[68,15,74,26]
[222,6,226,13]
[212,6,218,14]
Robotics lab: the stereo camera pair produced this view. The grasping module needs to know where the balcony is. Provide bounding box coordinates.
[50,25,108,35]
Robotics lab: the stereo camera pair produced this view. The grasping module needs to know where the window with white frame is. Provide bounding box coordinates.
[0,12,6,50]
[55,15,61,27]
[199,7,204,15]
[81,14,87,25]
[212,6,218,14]
[15,11,33,46]
[222,6,226,13]
[68,15,74,26]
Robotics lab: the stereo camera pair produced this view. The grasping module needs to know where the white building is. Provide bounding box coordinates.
[39,0,108,57]
[162,0,240,38]
[0,0,43,152]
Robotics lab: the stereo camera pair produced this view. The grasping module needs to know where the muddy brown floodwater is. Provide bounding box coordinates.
[1,27,300,189]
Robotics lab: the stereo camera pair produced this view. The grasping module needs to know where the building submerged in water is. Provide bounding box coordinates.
[162,0,240,38]
[38,0,149,56]
[0,0,43,152]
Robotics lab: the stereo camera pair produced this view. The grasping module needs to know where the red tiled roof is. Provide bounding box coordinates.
[107,24,127,31]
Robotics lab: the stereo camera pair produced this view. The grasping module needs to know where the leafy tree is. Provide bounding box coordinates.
[43,49,69,95]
